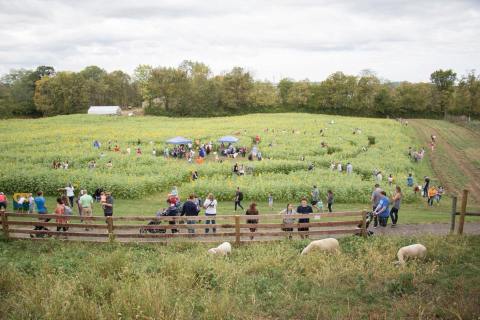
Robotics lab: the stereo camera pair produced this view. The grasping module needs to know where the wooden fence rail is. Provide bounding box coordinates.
[0,210,367,244]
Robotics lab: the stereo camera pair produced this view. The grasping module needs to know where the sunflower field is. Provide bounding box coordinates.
[0,113,422,202]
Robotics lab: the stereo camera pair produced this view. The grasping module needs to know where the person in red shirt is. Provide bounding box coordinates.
[0,192,7,210]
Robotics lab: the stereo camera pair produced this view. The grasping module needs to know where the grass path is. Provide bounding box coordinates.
[410,119,480,203]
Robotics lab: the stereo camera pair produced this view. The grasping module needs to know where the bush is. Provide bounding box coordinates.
[368,136,376,145]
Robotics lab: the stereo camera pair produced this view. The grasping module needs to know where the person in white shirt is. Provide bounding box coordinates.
[337,163,342,172]
[60,183,75,207]
[346,163,353,174]
[203,193,217,234]
[28,193,35,213]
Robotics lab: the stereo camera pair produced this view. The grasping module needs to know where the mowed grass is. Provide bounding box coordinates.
[0,235,479,319]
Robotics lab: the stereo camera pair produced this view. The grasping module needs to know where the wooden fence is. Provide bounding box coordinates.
[0,210,367,243]
[450,189,480,235]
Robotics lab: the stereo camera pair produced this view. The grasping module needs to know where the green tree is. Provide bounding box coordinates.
[145,67,189,114]
[395,82,433,116]
[430,69,457,119]
[34,72,88,115]
[220,67,254,113]
[456,70,480,117]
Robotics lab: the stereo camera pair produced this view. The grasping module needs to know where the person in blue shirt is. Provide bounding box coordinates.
[373,191,390,227]
[407,173,414,187]
[32,191,50,236]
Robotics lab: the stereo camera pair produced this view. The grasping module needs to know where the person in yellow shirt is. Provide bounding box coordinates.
[427,186,437,206]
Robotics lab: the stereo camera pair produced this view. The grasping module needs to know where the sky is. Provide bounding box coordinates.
[0,0,479,82]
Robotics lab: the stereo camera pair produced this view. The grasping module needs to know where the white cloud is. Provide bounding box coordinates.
[0,0,479,82]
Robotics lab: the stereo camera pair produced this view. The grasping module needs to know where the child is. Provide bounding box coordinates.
[268,194,274,210]
[100,192,107,204]
[55,197,68,232]
[317,199,324,213]
[387,174,393,186]
[28,193,35,213]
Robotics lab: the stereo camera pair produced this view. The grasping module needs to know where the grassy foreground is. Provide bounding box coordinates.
[1,236,479,319]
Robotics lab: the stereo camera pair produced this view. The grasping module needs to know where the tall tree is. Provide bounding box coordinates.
[456,70,480,118]
[221,67,254,113]
[430,69,457,119]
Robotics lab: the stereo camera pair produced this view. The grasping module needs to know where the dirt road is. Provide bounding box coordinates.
[410,119,480,203]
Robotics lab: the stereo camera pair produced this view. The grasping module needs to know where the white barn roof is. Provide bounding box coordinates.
[88,106,121,115]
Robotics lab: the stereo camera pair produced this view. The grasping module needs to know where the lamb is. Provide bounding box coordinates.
[207,242,232,256]
[301,238,340,255]
[396,244,427,266]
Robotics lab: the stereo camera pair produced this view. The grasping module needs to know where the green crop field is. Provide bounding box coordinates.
[0,113,424,204]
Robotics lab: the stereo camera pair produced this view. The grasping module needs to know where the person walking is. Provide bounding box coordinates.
[79,190,94,230]
[346,162,353,175]
[423,176,430,197]
[373,191,390,227]
[54,197,68,232]
[245,202,259,240]
[234,187,244,211]
[203,193,217,234]
[32,191,49,236]
[297,198,312,239]
[62,183,75,207]
[0,192,8,211]
[407,173,414,187]
[390,186,402,227]
[181,194,200,233]
[427,186,437,206]
[280,203,296,237]
[371,184,383,227]
[327,190,334,212]
[311,186,320,211]
[102,192,114,217]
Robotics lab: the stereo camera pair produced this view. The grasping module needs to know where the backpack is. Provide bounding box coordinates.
[238,192,244,201]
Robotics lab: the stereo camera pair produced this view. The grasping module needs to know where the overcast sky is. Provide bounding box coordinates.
[0,0,479,82]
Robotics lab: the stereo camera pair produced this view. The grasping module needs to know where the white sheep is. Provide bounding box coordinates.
[396,244,427,266]
[207,242,232,256]
[301,238,340,255]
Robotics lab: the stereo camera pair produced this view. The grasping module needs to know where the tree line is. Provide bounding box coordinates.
[0,61,479,118]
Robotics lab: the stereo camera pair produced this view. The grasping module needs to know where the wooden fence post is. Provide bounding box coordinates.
[1,210,9,239]
[361,210,367,238]
[107,216,115,242]
[235,215,240,245]
[458,190,468,235]
[450,196,457,234]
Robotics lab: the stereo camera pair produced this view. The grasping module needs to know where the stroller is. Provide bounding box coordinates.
[356,211,374,237]
[140,204,182,234]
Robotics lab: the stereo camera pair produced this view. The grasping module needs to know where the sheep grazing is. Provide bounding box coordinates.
[396,244,427,266]
[207,242,232,256]
[301,238,340,255]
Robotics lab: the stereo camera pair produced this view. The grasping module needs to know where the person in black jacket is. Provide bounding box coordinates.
[165,204,179,234]
[297,197,312,239]
[234,187,244,211]
[181,194,200,233]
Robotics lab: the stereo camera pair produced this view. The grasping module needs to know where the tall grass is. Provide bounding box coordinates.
[0,235,479,319]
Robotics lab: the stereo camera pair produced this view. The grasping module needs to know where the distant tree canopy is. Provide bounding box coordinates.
[0,61,479,118]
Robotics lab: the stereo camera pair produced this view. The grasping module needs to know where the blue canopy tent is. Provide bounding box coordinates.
[166,136,192,145]
[218,136,239,143]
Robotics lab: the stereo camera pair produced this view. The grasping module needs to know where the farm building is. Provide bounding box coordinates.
[87,106,122,115]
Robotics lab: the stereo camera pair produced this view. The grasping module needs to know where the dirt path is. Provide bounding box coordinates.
[410,119,480,203]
